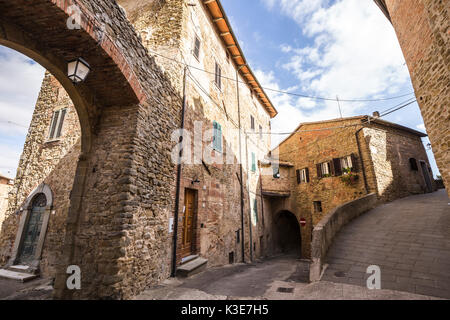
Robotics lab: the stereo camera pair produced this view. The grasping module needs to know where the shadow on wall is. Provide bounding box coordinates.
[0,137,81,278]
[272,210,301,258]
[364,129,435,202]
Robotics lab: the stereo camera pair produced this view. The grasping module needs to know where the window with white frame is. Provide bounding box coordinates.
[340,155,353,171]
[48,109,67,140]
[318,162,330,176]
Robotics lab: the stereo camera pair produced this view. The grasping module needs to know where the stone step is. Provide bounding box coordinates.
[180,255,199,265]
[8,265,33,273]
[0,269,38,282]
[177,257,208,278]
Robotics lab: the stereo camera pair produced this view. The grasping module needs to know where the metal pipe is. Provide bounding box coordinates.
[355,126,369,194]
[171,66,188,277]
[236,67,245,263]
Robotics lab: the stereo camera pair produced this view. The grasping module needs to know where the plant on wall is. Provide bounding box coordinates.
[340,171,359,186]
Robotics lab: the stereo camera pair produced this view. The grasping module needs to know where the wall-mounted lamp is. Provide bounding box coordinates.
[68,57,91,83]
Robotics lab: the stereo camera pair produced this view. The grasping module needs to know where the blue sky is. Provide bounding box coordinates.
[0,0,440,178]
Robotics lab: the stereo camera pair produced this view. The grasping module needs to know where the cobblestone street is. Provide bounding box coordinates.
[322,190,450,299]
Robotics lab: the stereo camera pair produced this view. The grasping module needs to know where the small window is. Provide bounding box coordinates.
[341,155,353,171]
[409,158,418,171]
[193,36,201,60]
[236,230,240,243]
[313,201,323,213]
[316,162,331,178]
[259,125,263,140]
[48,109,67,140]
[251,152,256,172]
[251,115,255,131]
[273,165,280,179]
[215,62,222,90]
[297,168,310,184]
[213,121,222,152]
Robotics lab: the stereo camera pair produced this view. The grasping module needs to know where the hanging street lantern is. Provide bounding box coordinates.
[68,57,91,83]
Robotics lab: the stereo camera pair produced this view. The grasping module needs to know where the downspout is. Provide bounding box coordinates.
[245,134,253,262]
[171,66,188,277]
[355,125,369,194]
[236,66,245,263]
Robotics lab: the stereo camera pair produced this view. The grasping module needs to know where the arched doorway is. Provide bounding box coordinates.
[273,210,302,258]
[17,193,47,264]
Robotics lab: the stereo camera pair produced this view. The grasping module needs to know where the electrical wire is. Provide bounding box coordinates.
[148,49,415,103]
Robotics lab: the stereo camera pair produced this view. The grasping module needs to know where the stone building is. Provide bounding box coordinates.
[374,0,449,197]
[0,0,276,297]
[262,115,436,258]
[0,174,13,229]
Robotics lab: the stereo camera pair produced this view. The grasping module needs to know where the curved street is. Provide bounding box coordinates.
[322,190,450,299]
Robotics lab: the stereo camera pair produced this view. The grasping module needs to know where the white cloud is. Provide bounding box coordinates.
[258,0,414,147]
[0,46,45,175]
[416,123,426,132]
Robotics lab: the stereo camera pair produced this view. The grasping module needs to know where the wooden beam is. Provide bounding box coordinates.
[213,17,224,23]
[220,32,230,37]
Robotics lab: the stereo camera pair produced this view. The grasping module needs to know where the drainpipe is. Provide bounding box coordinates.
[171,66,188,277]
[355,126,369,194]
[245,134,253,262]
[236,66,245,263]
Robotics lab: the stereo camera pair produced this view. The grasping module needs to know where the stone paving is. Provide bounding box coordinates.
[134,255,440,300]
[322,190,450,299]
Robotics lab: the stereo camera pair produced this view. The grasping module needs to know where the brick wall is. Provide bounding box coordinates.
[383,0,449,197]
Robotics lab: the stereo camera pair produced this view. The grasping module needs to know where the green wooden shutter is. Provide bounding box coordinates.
[251,152,256,172]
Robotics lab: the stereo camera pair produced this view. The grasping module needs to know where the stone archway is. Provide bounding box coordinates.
[272,210,302,258]
[0,0,181,299]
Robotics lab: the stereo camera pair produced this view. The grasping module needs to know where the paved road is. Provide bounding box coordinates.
[322,190,450,299]
[135,255,439,300]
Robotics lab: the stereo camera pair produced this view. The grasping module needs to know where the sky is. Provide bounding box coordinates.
[0,0,440,178]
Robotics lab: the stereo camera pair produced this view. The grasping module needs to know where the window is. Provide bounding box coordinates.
[409,158,419,171]
[253,198,258,223]
[48,109,67,140]
[236,230,240,243]
[212,121,222,152]
[215,62,222,90]
[341,156,352,170]
[313,201,323,213]
[316,162,331,178]
[297,168,310,184]
[193,36,201,60]
[251,152,256,172]
[259,125,263,140]
[273,165,280,179]
[250,115,255,131]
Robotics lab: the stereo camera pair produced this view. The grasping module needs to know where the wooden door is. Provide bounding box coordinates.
[181,189,197,257]
[18,193,46,264]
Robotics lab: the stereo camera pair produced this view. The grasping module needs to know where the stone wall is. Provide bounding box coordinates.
[0,177,13,230]
[0,72,81,278]
[119,0,274,266]
[309,193,378,282]
[382,0,449,197]
[272,116,435,259]
[363,122,436,201]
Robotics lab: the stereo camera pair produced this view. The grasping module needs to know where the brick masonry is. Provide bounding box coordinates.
[266,116,436,259]
[0,0,274,299]
[379,0,449,197]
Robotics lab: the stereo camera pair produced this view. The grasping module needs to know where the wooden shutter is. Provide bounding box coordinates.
[251,153,256,172]
[332,158,342,176]
[296,169,301,184]
[305,168,310,182]
[217,123,222,152]
[194,37,200,59]
[316,164,322,178]
[56,109,67,138]
[49,110,60,139]
[351,153,359,172]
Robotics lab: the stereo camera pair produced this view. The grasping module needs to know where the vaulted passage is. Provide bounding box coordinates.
[273,211,302,258]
